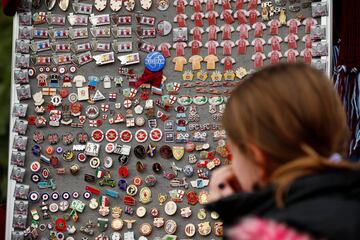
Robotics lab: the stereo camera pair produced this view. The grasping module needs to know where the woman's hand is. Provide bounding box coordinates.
[208,165,242,203]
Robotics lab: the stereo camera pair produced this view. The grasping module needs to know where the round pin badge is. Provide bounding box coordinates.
[150,208,159,217]
[134,145,146,159]
[135,129,148,143]
[50,95,62,106]
[126,184,138,196]
[51,191,60,200]
[31,173,40,183]
[159,145,172,159]
[118,166,129,178]
[45,66,51,72]
[145,175,157,187]
[135,116,145,126]
[41,192,49,201]
[156,0,169,10]
[49,203,59,213]
[123,99,132,109]
[198,222,212,236]
[157,20,172,36]
[197,209,207,220]
[105,143,115,153]
[85,105,100,119]
[164,200,177,216]
[149,128,162,142]
[69,65,77,73]
[136,206,147,218]
[59,201,69,211]
[30,161,41,172]
[144,52,166,72]
[28,67,36,78]
[105,129,118,142]
[91,129,104,142]
[185,223,196,237]
[29,191,40,202]
[104,156,113,168]
[72,191,79,199]
[59,66,66,74]
[83,191,92,200]
[62,192,70,200]
[187,191,198,205]
[89,157,101,168]
[68,93,78,103]
[77,152,87,163]
[133,176,143,186]
[164,219,177,234]
[139,223,152,236]
[111,218,123,231]
[120,130,132,143]
[52,66,58,72]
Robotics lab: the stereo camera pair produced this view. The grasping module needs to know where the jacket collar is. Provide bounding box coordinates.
[206,170,360,226]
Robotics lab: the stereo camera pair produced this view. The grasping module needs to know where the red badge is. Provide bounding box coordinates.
[118,166,129,178]
[149,128,162,142]
[105,129,118,142]
[91,129,104,142]
[133,176,143,186]
[123,195,136,205]
[135,129,148,143]
[120,130,133,143]
[105,143,115,153]
[187,191,198,205]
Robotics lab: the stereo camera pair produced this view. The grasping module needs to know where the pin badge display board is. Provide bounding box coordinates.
[6,0,332,239]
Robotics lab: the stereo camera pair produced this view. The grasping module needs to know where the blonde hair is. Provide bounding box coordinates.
[223,63,360,207]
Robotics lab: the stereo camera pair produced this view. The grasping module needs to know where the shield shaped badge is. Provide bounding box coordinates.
[172,146,184,160]
[94,0,107,11]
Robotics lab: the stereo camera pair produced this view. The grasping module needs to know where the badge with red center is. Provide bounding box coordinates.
[133,176,143,186]
[77,152,87,162]
[187,191,198,205]
[105,129,118,142]
[120,130,133,143]
[149,128,162,142]
[91,129,104,142]
[118,166,129,177]
[135,129,148,143]
[30,161,41,172]
[105,143,115,153]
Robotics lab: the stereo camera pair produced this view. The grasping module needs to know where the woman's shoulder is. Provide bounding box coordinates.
[227,217,313,240]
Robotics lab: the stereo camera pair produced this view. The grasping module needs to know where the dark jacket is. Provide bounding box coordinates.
[206,170,360,240]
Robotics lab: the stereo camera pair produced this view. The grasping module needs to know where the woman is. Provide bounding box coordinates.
[206,63,360,240]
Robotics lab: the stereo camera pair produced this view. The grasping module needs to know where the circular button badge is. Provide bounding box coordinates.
[135,129,148,143]
[105,129,118,142]
[149,128,162,142]
[91,129,104,142]
[139,223,152,236]
[185,223,196,237]
[156,0,169,10]
[157,20,172,36]
[89,157,100,168]
[136,206,147,218]
[120,130,133,143]
[164,200,177,216]
[105,143,115,153]
[144,52,166,72]
[164,219,177,234]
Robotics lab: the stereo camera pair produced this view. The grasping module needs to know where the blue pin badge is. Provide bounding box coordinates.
[144,51,166,72]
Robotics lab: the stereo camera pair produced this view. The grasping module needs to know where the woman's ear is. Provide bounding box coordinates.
[248,144,267,180]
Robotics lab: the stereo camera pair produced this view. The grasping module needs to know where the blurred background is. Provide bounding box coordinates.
[0,8,13,202]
